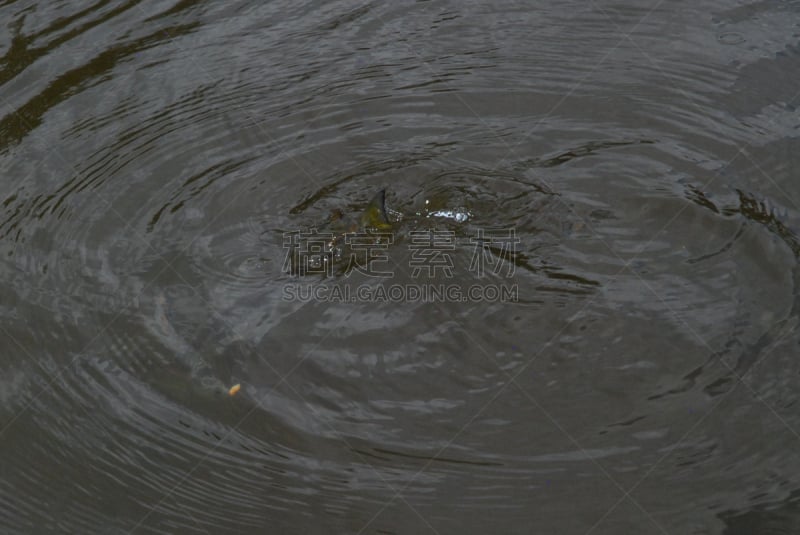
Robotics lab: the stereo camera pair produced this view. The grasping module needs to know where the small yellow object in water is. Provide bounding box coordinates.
[229,384,241,396]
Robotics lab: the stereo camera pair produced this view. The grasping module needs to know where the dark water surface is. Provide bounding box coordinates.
[2,1,800,533]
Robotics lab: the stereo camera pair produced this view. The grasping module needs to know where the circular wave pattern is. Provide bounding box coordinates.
[1,1,800,533]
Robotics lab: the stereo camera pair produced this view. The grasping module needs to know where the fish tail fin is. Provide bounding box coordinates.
[373,189,389,224]
[360,189,391,228]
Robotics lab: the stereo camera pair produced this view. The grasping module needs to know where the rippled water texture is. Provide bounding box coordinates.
[2,1,800,533]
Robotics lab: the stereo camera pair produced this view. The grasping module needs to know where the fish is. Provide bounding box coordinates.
[285,189,394,275]
[329,189,391,231]
[325,188,392,246]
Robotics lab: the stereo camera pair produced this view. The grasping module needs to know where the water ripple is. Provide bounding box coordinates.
[2,0,800,533]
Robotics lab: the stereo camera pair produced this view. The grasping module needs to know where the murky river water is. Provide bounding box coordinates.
[1,1,800,533]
